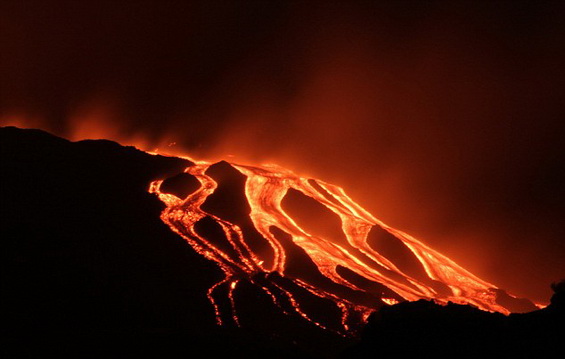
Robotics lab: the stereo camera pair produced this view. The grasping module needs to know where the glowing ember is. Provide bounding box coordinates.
[149,159,517,335]
[381,297,400,306]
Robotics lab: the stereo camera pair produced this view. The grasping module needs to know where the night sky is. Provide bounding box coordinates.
[1,1,564,303]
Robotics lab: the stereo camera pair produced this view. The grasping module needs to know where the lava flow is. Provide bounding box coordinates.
[149,159,525,335]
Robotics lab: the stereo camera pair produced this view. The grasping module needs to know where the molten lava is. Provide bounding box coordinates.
[149,158,520,335]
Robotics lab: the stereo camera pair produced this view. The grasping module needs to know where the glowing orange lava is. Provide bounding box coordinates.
[149,159,518,335]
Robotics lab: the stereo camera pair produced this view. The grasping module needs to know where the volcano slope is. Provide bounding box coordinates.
[0,127,350,358]
[1,126,562,358]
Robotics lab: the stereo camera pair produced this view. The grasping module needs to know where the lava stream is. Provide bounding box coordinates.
[149,160,516,334]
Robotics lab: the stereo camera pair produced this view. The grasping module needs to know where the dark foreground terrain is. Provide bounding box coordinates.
[345,284,564,358]
[1,127,563,358]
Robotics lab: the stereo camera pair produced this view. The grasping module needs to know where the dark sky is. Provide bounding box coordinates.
[1,0,564,303]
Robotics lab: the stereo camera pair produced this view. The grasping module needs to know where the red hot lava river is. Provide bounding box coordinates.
[148,157,537,335]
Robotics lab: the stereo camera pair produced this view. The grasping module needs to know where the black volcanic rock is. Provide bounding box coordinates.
[202,160,276,269]
[282,188,347,247]
[343,284,565,358]
[0,127,346,358]
[550,280,565,308]
[159,172,200,199]
[1,127,218,356]
[492,288,539,313]
[367,224,439,286]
